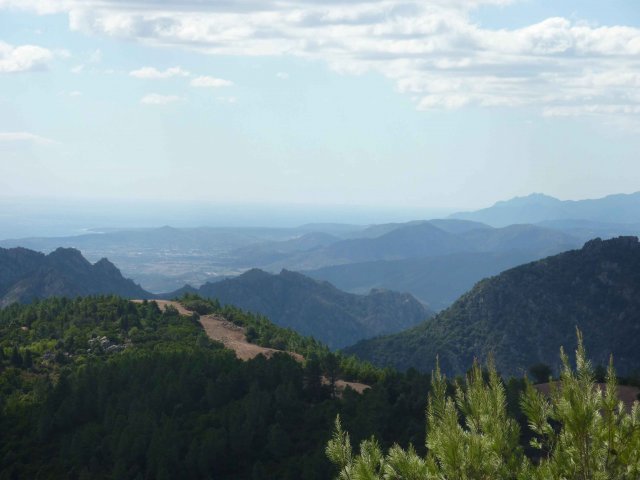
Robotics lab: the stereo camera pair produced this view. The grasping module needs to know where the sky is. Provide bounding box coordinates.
[1,0,640,218]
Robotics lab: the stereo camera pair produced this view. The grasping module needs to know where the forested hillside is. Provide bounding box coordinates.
[0,247,150,307]
[346,237,640,377]
[0,296,435,479]
[173,269,432,348]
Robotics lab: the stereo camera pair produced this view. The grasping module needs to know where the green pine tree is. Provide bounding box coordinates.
[23,349,33,369]
[327,331,640,479]
[10,345,22,367]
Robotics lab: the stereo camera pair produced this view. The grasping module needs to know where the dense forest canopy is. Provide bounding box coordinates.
[0,296,433,479]
[1,295,639,479]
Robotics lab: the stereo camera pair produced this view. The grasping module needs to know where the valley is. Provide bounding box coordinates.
[3,191,640,479]
[5,192,639,313]
[4,191,640,374]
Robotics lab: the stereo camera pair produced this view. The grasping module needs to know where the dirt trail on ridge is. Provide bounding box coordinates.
[133,299,303,362]
[132,300,369,393]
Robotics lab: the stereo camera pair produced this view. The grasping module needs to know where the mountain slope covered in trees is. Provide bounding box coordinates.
[0,247,434,350]
[0,247,150,307]
[346,236,640,377]
[0,296,434,479]
[172,269,432,349]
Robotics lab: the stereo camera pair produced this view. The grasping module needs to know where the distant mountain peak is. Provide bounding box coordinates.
[93,257,121,274]
[450,191,640,227]
[49,246,85,258]
[46,247,92,268]
[494,193,560,206]
[239,268,271,279]
[94,256,114,265]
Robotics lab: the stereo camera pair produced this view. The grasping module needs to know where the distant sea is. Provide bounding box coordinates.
[0,197,455,240]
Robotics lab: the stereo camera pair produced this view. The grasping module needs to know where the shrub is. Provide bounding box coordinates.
[327,331,640,479]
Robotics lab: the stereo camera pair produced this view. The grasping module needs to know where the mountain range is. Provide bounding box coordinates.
[169,268,432,349]
[0,218,585,310]
[305,250,543,311]
[0,225,352,292]
[301,222,579,308]
[4,226,640,376]
[0,247,149,307]
[345,236,640,377]
[3,191,640,314]
[450,191,640,227]
[0,246,430,348]
[242,220,579,272]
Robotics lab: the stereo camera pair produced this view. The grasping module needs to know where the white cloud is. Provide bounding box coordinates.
[140,93,182,105]
[190,76,233,88]
[276,72,289,80]
[0,41,53,73]
[0,131,55,145]
[543,105,640,117]
[418,94,471,110]
[89,48,102,63]
[130,66,190,79]
[6,0,640,115]
[0,0,69,15]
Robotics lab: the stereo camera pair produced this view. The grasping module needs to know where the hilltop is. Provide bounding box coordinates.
[0,247,150,307]
[170,269,432,349]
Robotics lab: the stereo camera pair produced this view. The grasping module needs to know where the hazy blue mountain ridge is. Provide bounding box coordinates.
[1,217,586,307]
[257,220,565,272]
[305,250,545,310]
[303,222,580,308]
[451,192,640,227]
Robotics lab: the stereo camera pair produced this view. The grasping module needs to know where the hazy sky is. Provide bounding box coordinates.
[1,0,640,211]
